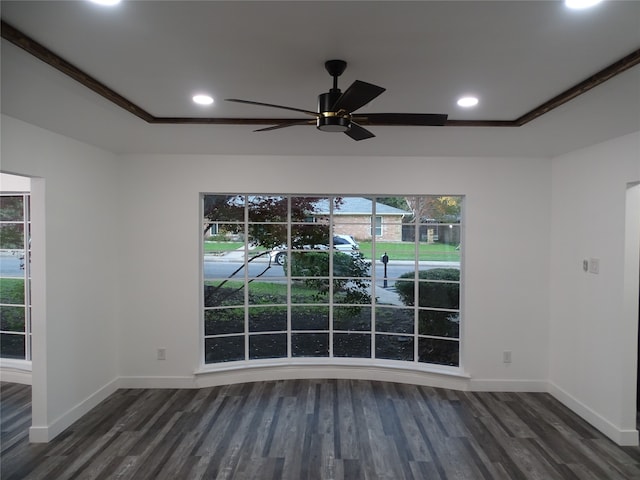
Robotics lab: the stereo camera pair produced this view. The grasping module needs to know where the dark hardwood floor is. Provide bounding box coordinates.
[2,380,640,479]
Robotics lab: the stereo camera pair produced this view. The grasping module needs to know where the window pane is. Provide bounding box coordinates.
[249,333,287,359]
[248,223,287,250]
[419,338,459,366]
[333,306,371,331]
[0,196,24,221]
[205,336,245,363]
[291,306,328,330]
[418,310,460,338]
[0,278,25,304]
[204,223,245,251]
[334,197,372,218]
[375,307,414,334]
[204,195,245,222]
[374,255,415,280]
[417,196,462,224]
[375,289,399,308]
[249,306,287,332]
[375,334,414,361]
[0,306,25,332]
[334,333,371,358]
[291,224,330,248]
[248,196,287,222]
[247,281,287,306]
[417,226,461,262]
[291,197,332,223]
[292,333,329,357]
[204,308,244,335]
[376,217,402,243]
[0,224,24,249]
[417,280,459,309]
[290,252,329,277]
[333,279,371,304]
[291,280,328,304]
[204,281,244,307]
[333,252,371,278]
[0,333,26,359]
[394,269,460,309]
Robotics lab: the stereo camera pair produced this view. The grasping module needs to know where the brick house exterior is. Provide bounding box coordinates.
[313,197,409,242]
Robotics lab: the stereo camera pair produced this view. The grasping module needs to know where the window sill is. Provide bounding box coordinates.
[194,359,470,390]
[0,358,32,372]
[1,359,32,385]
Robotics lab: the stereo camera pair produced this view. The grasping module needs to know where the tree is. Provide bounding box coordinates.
[373,196,408,210]
[404,195,461,222]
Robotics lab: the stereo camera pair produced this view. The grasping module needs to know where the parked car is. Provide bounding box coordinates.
[270,234,359,266]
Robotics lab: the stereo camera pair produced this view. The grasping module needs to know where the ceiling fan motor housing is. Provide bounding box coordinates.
[317,91,350,132]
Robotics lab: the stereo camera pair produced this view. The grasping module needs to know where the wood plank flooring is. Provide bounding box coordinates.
[2,380,640,479]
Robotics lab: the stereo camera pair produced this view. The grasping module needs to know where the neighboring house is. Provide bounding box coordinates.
[312,197,410,242]
[204,196,410,242]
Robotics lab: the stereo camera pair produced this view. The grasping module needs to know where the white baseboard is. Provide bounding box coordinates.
[548,381,639,447]
[469,378,548,392]
[29,377,120,443]
[118,376,197,389]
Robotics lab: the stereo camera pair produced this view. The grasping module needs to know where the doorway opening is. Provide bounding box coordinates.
[0,173,32,381]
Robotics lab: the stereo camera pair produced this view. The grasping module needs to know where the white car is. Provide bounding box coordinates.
[271,234,359,266]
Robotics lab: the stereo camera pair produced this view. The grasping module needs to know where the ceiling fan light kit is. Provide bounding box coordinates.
[226,59,448,141]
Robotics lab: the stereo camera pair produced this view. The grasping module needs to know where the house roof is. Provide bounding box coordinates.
[314,197,409,216]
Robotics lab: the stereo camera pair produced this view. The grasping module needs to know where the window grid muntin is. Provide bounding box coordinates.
[203,194,462,368]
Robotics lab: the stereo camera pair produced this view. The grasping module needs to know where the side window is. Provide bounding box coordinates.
[373,215,382,236]
[0,193,32,361]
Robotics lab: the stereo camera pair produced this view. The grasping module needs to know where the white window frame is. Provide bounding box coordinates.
[201,194,463,373]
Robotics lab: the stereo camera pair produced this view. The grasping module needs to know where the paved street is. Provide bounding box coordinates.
[203,250,460,286]
[0,253,24,278]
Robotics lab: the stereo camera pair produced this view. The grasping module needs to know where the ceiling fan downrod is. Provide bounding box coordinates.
[317,59,350,132]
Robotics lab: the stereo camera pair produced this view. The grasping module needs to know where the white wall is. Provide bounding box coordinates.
[1,115,120,441]
[117,153,552,391]
[549,131,640,445]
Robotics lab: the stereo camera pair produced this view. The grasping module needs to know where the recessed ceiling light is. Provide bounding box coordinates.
[457,96,479,108]
[193,94,214,106]
[565,0,603,9]
[88,0,122,5]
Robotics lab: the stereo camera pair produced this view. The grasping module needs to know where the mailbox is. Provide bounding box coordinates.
[381,252,389,288]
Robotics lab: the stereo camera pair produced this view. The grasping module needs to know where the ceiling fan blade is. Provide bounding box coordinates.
[254,119,315,132]
[353,113,448,126]
[226,99,319,117]
[345,122,375,141]
[331,80,386,113]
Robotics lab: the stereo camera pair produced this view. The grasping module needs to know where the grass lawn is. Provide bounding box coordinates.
[358,241,459,262]
[204,241,245,253]
[205,279,321,305]
[0,278,25,304]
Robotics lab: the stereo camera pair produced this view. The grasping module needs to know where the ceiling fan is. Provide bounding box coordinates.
[226,60,448,141]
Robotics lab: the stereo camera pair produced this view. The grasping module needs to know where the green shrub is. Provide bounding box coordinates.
[395,268,459,309]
